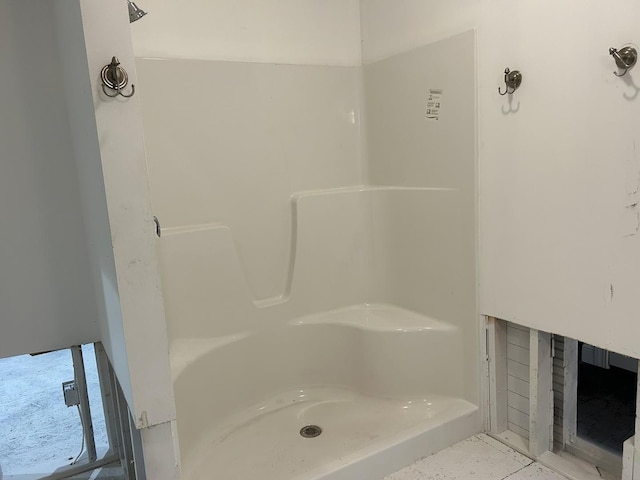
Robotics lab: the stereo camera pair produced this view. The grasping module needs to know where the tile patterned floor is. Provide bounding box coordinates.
[386,435,567,480]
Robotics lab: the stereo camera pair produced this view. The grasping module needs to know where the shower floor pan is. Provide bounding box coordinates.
[186,388,477,480]
[172,304,480,480]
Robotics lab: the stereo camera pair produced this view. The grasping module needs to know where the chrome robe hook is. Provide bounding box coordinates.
[498,68,522,95]
[609,46,637,77]
[101,57,136,98]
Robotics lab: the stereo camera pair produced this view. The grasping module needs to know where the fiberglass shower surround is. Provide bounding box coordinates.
[135,20,478,480]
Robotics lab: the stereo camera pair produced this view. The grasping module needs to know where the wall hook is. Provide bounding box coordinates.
[609,46,637,77]
[101,56,136,98]
[153,216,161,238]
[498,68,522,95]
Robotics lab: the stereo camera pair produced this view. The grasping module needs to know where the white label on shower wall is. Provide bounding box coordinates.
[425,89,443,122]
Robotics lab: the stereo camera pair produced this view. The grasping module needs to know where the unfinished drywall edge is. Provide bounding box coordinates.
[486,321,637,479]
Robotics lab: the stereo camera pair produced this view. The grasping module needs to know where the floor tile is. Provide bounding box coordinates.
[506,463,567,479]
[389,435,531,480]
[476,434,533,467]
[385,465,424,480]
[385,435,573,480]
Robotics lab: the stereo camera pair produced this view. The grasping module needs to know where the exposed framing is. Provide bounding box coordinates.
[39,344,119,480]
[487,317,552,453]
[72,345,97,463]
[37,342,144,480]
[487,317,507,434]
[560,338,636,478]
[529,329,552,456]
[553,336,578,451]
[486,318,639,479]
[103,343,147,480]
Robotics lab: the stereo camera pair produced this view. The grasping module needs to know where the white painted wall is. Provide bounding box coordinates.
[0,0,99,359]
[479,1,640,359]
[1,3,178,473]
[53,0,179,474]
[52,0,134,408]
[130,0,362,66]
[361,1,640,358]
[59,0,177,433]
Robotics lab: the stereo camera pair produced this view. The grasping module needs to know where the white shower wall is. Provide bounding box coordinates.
[136,60,364,302]
[135,3,479,402]
[363,31,477,402]
[133,1,365,304]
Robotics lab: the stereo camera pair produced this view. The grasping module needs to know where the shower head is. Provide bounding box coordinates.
[127,0,147,23]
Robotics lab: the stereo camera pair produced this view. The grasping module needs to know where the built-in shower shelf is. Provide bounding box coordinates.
[291,304,458,333]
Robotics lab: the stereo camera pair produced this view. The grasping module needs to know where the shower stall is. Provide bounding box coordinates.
[134,24,480,479]
[1,0,480,476]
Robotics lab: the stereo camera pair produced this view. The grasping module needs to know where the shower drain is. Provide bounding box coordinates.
[299,425,322,438]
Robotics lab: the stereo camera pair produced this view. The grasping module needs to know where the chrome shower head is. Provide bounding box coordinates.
[128,0,147,23]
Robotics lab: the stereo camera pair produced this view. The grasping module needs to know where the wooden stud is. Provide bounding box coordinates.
[562,338,578,449]
[529,329,553,456]
[487,317,508,434]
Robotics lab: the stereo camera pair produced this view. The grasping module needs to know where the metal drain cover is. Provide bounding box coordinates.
[300,425,322,438]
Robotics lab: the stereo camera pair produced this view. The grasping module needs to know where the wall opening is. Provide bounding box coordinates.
[577,343,637,454]
[552,337,637,478]
[0,343,139,479]
[487,319,639,479]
